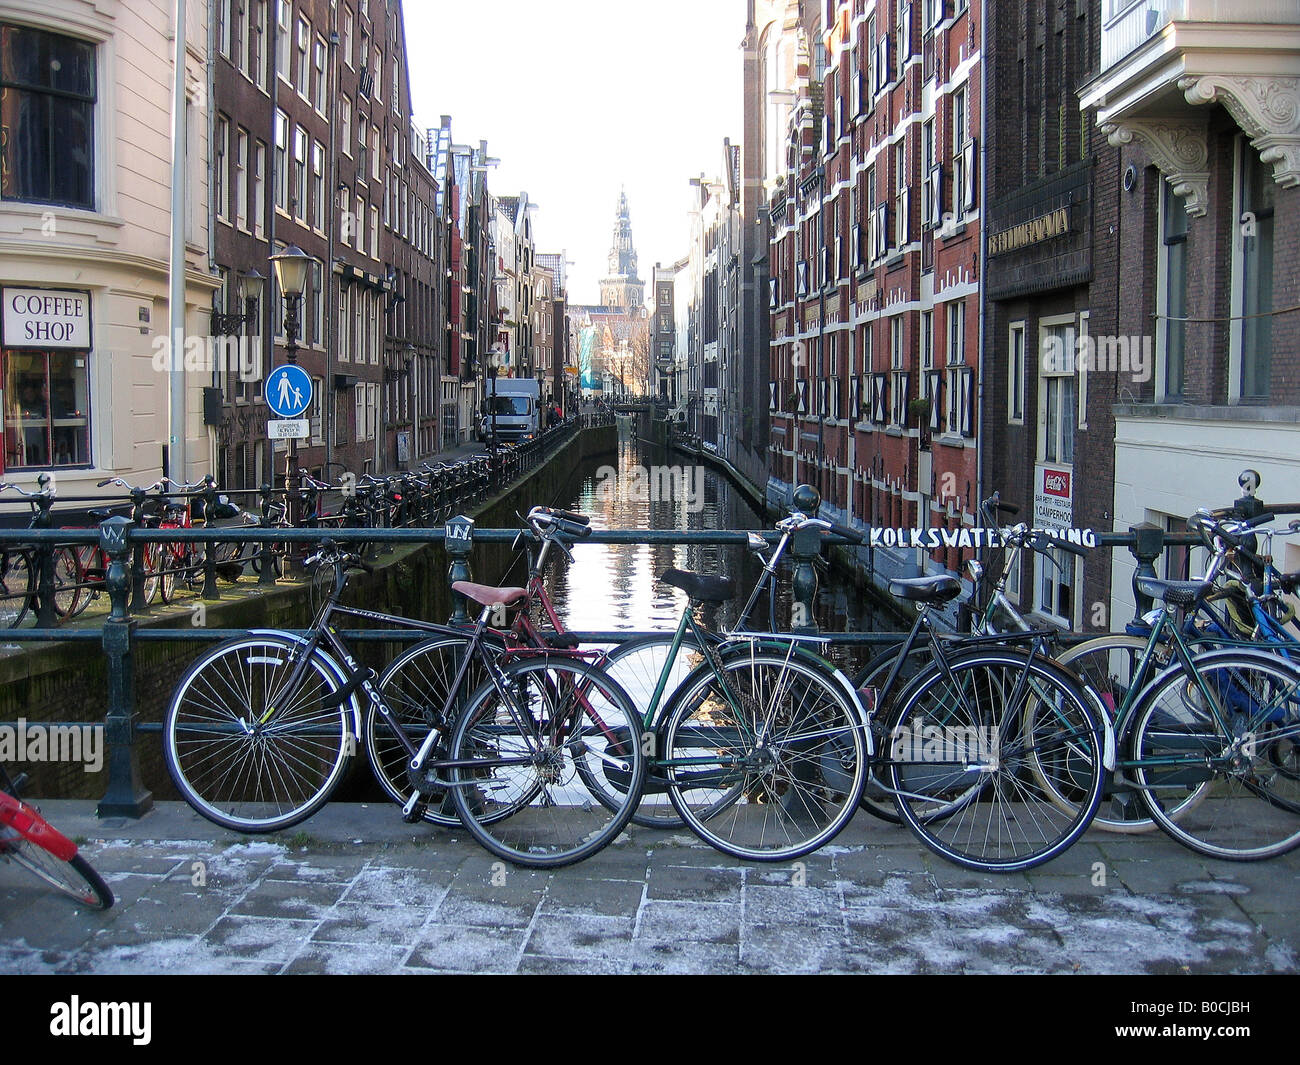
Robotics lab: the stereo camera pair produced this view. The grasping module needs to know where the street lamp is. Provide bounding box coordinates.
[269,244,313,541]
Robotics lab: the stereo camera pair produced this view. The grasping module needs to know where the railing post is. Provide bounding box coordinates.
[96,515,153,819]
[33,475,56,628]
[789,484,823,635]
[128,488,150,612]
[1128,522,1164,621]
[258,482,278,587]
[200,477,220,600]
[445,515,474,625]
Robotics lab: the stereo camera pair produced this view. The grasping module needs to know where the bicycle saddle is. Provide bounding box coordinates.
[888,575,962,603]
[451,580,528,608]
[1135,577,1206,608]
[659,568,735,604]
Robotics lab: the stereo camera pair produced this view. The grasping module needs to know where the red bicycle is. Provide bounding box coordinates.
[0,764,113,909]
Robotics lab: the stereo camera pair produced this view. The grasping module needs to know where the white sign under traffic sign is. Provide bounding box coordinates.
[268,418,309,440]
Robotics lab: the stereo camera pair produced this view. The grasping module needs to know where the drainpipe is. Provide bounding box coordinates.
[168,0,188,484]
[974,0,989,534]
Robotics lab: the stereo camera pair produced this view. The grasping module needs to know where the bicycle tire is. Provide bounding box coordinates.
[448,656,647,868]
[164,634,354,832]
[661,645,867,862]
[0,837,114,909]
[884,649,1105,872]
[1054,635,1209,833]
[1131,648,1300,860]
[597,632,710,827]
[852,643,935,823]
[52,545,82,618]
[366,634,495,827]
[0,549,34,628]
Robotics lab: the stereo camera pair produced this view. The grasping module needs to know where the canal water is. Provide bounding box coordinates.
[505,425,893,679]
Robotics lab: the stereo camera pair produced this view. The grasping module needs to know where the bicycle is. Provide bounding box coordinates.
[0,478,80,626]
[1045,509,1300,859]
[162,539,646,868]
[0,763,112,909]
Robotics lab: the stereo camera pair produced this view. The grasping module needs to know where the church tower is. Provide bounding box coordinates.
[599,188,645,309]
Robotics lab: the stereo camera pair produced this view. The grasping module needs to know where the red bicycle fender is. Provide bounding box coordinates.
[0,791,78,861]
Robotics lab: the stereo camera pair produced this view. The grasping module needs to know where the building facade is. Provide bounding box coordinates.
[1,0,217,494]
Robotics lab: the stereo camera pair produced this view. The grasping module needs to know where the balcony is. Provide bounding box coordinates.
[1082,0,1300,211]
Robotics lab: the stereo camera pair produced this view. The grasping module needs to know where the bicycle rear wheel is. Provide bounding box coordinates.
[598,633,709,827]
[885,650,1104,872]
[448,656,646,868]
[662,646,867,861]
[0,549,34,628]
[164,634,354,832]
[0,784,113,908]
[1131,649,1300,860]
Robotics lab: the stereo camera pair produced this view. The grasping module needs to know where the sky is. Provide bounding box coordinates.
[406,0,746,305]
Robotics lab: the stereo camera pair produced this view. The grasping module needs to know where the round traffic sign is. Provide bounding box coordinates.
[265,364,312,418]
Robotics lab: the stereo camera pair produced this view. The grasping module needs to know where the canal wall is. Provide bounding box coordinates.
[1,425,616,800]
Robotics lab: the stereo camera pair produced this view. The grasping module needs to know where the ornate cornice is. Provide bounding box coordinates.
[1103,119,1211,216]
[1179,75,1300,187]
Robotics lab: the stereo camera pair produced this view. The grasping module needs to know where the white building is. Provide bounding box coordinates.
[0,0,217,496]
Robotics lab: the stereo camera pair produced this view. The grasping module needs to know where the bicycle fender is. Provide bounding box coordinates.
[247,629,363,739]
[0,790,77,861]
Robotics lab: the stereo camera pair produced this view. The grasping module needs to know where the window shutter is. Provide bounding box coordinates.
[769,381,778,411]
[896,187,910,246]
[928,164,943,227]
[961,367,975,436]
[927,370,943,430]
[963,138,978,211]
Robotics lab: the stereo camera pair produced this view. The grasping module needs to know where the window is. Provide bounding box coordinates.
[339,187,352,246]
[313,36,327,112]
[392,58,400,114]
[340,97,352,157]
[355,195,365,252]
[1077,311,1089,431]
[252,1,267,90]
[1232,136,1274,400]
[293,126,307,221]
[1039,319,1076,465]
[343,6,354,68]
[369,205,379,259]
[1157,179,1187,400]
[3,350,91,468]
[945,300,967,434]
[894,140,909,248]
[214,116,229,222]
[276,0,291,82]
[217,0,232,58]
[372,126,381,182]
[0,24,96,210]
[310,375,324,444]
[922,118,940,229]
[1008,321,1025,423]
[295,16,309,98]
[253,141,266,237]
[311,140,325,231]
[951,85,968,220]
[237,1,252,77]
[274,109,288,212]
[373,47,382,100]
[357,114,368,179]
[1035,548,1077,627]
[235,130,248,230]
[889,316,908,425]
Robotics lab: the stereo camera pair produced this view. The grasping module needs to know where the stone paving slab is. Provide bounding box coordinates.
[0,801,1296,975]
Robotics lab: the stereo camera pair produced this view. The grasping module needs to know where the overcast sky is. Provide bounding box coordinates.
[406,0,746,305]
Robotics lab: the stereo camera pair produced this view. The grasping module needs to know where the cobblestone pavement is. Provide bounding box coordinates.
[1,802,1296,975]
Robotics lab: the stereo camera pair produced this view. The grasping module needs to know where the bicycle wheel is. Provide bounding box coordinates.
[367,635,493,827]
[885,650,1104,872]
[0,836,114,909]
[0,549,34,628]
[1131,649,1300,860]
[853,643,935,823]
[598,633,709,827]
[448,656,647,868]
[1054,635,1207,832]
[164,634,354,832]
[661,646,867,862]
[51,545,82,618]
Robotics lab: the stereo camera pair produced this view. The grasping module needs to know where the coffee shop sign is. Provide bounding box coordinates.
[2,288,91,348]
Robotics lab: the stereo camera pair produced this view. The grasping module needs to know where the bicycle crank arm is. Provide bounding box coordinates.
[565,739,630,774]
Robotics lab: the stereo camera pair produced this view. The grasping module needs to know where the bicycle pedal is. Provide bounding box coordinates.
[401,801,428,824]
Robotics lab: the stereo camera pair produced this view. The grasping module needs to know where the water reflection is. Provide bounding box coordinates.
[526,435,889,676]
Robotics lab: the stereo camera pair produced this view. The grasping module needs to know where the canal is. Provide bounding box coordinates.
[515,425,895,680]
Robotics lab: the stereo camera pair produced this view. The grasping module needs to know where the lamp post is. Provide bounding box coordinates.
[270,244,312,537]
[486,346,504,475]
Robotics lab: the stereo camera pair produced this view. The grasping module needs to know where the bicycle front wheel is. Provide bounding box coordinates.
[448,656,646,868]
[885,650,1104,872]
[662,646,867,862]
[367,635,492,827]
[164,635,354,832]
[1131,649,1300,860]
[0,840,114,909]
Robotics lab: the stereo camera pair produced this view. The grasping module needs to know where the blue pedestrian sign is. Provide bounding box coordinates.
[265,364,312,418]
